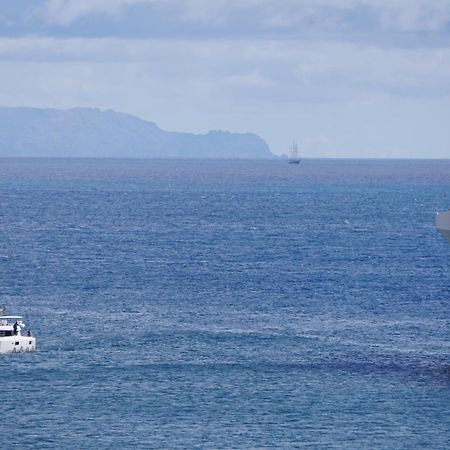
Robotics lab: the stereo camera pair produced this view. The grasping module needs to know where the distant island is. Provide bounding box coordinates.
[0,106,274,159]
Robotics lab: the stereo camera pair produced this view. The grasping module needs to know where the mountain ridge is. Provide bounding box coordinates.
[0,106,274,159]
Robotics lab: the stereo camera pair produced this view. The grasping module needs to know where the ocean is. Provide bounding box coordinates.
[1,158,449,449]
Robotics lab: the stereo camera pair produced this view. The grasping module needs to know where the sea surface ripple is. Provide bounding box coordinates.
[1,158,450,449]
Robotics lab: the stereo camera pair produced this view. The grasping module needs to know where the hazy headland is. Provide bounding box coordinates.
[0,106,275,159]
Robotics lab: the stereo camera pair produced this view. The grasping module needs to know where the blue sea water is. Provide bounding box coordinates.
[1,158,450,449]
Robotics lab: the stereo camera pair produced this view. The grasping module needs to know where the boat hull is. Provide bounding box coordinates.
[0,336,36,354]
[437,210,450,243]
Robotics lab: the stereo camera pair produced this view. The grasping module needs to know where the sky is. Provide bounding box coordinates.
[1,0,450,158]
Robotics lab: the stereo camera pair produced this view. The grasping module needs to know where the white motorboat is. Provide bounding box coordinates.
[436,210,450,243]
[0,308,36,354]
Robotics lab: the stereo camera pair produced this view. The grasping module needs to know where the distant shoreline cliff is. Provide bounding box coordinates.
[0,106,274,159]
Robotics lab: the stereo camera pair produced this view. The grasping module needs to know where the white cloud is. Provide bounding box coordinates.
[292,43,450,94]
[38,0,450,33]
[43,0,153,25]
[1,36,449,99]
[167,0,450,33]
[371,0,450,32]
[225,72,275,88]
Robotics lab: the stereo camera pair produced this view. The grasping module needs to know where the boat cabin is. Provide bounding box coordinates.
[0,315,36,353]
[0,316,25,336]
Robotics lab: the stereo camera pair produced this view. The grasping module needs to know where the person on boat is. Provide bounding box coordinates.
[13,321,19,335]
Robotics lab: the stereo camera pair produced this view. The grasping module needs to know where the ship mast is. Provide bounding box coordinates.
[288,141,300,163]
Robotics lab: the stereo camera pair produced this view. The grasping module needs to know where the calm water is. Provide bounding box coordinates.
[1,158,450,449]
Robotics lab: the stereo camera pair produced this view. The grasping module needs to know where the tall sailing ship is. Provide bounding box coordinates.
[288,142,301,164]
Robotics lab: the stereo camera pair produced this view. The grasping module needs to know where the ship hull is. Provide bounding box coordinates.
[437,210,450,243]
[0,336,36,354]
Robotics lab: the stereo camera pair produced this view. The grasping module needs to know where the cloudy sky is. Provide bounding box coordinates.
[1,0,450,157]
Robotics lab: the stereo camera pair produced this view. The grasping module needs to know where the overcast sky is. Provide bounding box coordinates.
[1,0,450,157]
